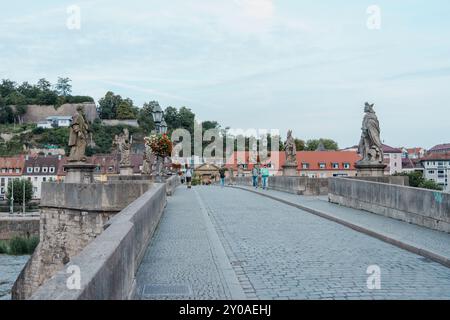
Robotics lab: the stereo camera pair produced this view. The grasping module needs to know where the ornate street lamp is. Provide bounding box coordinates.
[152,105,163,133]
[160,119,168,135]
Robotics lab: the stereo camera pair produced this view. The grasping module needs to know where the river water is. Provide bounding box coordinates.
[0,254,29,300]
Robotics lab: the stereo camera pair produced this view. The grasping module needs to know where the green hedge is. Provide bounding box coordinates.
[0,236,39,255]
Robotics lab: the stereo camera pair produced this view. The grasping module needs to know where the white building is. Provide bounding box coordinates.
[0,156,25,201]
[382,144,403,175]
[23,155,62,199]
[421,153,450,192]
[37,116,72,129]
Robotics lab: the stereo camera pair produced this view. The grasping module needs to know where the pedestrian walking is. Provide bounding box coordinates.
[252,166,259,188]
[261,165,269,190]
[219,166,226,187]
[185,165,192,189]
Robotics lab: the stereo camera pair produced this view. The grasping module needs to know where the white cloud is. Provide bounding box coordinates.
[235,0,274,20]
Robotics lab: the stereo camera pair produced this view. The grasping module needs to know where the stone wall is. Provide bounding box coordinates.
[329,178,450,233]
[351,176,409,186]
[12,180,152,300]
[0,215,40,240]
[20,103,98,123]
[232,176,328,196]
[30,183,168,299]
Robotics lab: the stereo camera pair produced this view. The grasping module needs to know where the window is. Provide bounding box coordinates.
[15,168,20,173]
[27,167,33,173]
[34,167,40,173]
[319,163,326,169]
[49,167,55,173]
[8,168,13,173]
[0,178,4,186]
[42,167,48,173]
[1,168,6,173]
[332,163,339,169]
[43,177,46,182]
[302,163,309,169]
[108,166,114,172]
[428,170,435,174]
[34,177,38,182]
[343,163,350,169]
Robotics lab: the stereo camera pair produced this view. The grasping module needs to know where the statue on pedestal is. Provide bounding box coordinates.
[68,106,89,162]
[358,103,383,164]
[284,130,297,165]
[142,136,154,175]
[114,128,132,167]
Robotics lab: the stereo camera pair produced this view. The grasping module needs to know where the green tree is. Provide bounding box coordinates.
[419,179,443,191]
[178,107,195,134]
[0,79,17,97]
[305,138,339,151]
[7,179,33,205]
[116,100,136,119]
[98,91,122,119]
[55,77,72,96]
[138,101,157,134]
[164,106,180,130]
[294,139,305,151]
[36,78,51,91]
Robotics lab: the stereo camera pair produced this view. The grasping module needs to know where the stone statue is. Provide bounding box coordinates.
[142,137,153,175]
[284,130,297,165]
[68,106,89,162]
[114,128,132,167]
[358,102,383,163]
[249,140,258,164]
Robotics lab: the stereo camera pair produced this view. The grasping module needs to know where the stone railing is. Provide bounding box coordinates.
[231,176,328,196]
[30,182,169,299]
[329,177,450,233]
[165,175,181,196]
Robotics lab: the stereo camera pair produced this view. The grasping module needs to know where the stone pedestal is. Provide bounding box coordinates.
[63,162,96,184]
[120,165,134,176]
[282,163,298,176]
[355,162,386,177]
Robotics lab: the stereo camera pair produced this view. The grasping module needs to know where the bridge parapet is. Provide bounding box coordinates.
[329,177,450,233]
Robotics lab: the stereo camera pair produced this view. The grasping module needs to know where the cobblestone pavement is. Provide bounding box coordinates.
[234,186,450,262]
[136,186,450,300]
[198,186,450,300]
[135,187,241,300]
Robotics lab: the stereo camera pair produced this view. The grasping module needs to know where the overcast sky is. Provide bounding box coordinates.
[1,0,449,149]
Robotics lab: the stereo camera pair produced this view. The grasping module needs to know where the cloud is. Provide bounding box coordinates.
[235,0,274,20]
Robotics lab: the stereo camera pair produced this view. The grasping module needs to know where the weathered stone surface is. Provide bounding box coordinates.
[30,183,168,300]
[232,176,328,195]
[329,177,450,233]
[12,180,153,300]
[0,215,39,240]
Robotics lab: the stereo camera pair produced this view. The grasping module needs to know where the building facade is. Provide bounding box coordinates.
[382,144,403,175]
[37,116,72,129]
[420,153,450,192]
[23,155,62,199]
[0,156,25,200]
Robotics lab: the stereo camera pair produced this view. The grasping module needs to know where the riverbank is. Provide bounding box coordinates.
[0,254,29,300]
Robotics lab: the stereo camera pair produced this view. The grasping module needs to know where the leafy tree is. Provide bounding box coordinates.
[36,78,52,91]
[138,101,157,134]
[55,77,72,96]
[98,91,122,119]
[419,179,443,191]
[116,100,136,119]
[164,106,180,130]
[7,179,33,205]
[294,139,305,151]
[305,138,339,151]
[394,171,443,191]
[0,104,14,124]
[0,79,17,97]
[178,107,195,134]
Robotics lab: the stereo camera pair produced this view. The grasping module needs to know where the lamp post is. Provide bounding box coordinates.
[9,179,14,214]
[160,119,168,135]
[151,105,165,182]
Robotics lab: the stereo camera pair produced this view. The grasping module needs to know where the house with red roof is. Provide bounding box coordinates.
[382,144,403,175]
[0,155,25,200]
[226,150,361,178]
[420,152,450,192]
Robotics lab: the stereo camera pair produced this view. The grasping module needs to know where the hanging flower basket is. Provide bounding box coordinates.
[147,134,173,157]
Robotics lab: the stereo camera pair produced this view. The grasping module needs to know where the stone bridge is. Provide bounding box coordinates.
[14,176,450,300]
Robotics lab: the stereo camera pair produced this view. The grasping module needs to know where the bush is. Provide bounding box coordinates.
[8,236,39,255]
[0,241,8,254]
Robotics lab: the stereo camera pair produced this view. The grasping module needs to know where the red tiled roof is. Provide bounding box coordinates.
[420,152,450,161]
[0,155,25,176]
[23,155,62,176]
[226,151,361,171]
[382,144,402,154]
[429,143,450,152]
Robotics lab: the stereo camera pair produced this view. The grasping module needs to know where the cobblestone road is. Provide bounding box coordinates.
[136,186,450,300]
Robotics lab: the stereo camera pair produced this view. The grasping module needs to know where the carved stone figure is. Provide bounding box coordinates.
[358,102,383,163]
[249,140,258,164]
[142,137,153,175]
[114,128,132,167]
[284,130,297,165]
[68,106,89,162]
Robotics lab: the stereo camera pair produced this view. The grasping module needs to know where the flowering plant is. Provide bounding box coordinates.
[146,133,173,157]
